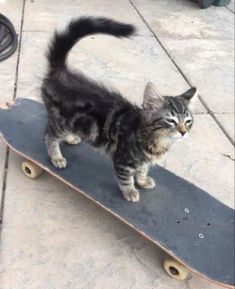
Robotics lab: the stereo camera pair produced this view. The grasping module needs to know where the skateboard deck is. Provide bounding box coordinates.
[0,98,234,288]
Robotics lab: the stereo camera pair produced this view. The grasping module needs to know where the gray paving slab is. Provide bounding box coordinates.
[216,114,235,141]
[0,152,225,289]
[152,38,234,113]
[0,52,18,103]
[227,0,234,12]
[131,0,234,138]
[16,31,205,112]
[23,0,151,35]
[0,0,23,31]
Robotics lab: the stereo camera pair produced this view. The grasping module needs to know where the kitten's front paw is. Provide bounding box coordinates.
[123,189,140,203]
[137,177,156,189]
[52,157,67,169]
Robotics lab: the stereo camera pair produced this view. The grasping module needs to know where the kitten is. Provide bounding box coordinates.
[41,16,196,202]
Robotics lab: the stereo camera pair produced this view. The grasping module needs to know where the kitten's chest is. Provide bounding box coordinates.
[146,138,171,164]
[150,147,167,165]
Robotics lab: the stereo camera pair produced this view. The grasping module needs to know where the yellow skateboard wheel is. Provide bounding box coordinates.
[21,161,42,179]
[163,257,189,281]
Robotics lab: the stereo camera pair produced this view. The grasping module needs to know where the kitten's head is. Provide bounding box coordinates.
[142,82,197,141]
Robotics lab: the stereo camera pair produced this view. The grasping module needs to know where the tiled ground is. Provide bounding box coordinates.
[0,1,234,289]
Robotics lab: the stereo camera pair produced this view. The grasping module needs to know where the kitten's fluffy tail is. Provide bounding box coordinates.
[47,16,136,70]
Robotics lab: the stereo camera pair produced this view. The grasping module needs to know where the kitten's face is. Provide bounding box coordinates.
[142,82,196,142]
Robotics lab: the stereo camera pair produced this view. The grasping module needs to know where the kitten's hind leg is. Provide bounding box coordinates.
[65,134,81,145]
[45,134,67,169]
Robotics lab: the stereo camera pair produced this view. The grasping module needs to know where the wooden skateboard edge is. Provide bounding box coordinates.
[0,134,234,289]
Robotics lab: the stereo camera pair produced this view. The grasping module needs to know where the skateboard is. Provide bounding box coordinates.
[0,98,234,288]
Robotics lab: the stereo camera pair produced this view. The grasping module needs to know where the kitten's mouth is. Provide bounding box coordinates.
[173,132,188,141]
[180,134,188,141]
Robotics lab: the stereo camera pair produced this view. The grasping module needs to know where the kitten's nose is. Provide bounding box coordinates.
[179,130,186,136]
[178,124,187,136]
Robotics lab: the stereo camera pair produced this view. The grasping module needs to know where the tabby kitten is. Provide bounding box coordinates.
[41,16,196,202]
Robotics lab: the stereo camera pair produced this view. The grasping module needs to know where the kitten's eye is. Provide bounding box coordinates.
[185,119,192,125]
[166,119,177,125]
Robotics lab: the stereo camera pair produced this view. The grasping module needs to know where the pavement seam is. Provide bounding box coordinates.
[225,5,235,13]
[128,0,234,146]
[0,148,9,230]
[213,112,235,114]
[0,0,26,232]
[13,0,26,101]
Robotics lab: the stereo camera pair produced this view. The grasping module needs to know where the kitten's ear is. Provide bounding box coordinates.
[179,87,198,105]
[143,82,164,110]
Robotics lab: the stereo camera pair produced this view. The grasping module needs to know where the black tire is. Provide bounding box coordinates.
[0,13,18,61]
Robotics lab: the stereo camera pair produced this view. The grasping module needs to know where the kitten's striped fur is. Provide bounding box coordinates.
[41,16,196,202]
